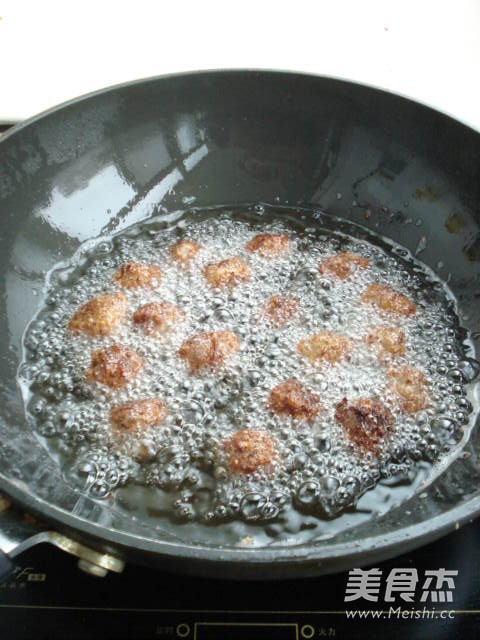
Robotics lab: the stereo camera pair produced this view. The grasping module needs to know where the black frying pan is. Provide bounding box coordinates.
[0,70,479,580]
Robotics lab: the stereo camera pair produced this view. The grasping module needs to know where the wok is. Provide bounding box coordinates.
[0,70,479,580]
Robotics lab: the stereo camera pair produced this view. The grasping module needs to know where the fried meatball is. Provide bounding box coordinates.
[203,256,250,288]
[68,293,127,337]
[114,262,162,288]
[318,251,370,279]
[335,397,395,453]
[169,239,201,263]
[269,378,320,422]
[223,429,277,475]
[361,284,416,317]
[364,326,406,359]
[110,398,168,431]
[133,302,184,334]
[388,365,430,413]
[246,233,289,256]
[85,344,143,388]
[179,330,239,372]
[262,295,298,326]
[297,332,351,364]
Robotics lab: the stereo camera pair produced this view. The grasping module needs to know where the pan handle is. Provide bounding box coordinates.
[0,492,125,577]
[0,493,45,579]
[0,494,25,581]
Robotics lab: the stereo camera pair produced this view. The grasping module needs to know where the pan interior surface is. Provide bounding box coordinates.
[0,71,480,575]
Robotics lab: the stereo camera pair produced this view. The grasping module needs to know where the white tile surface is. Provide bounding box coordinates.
[1,0,479,128]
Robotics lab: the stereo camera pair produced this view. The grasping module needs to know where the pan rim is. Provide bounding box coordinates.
[1,472,479,571]
[1,68,479,138]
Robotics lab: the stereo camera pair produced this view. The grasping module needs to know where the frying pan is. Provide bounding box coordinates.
[0,70,479,580]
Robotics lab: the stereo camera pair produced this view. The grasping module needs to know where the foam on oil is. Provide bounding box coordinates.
[18,205,480,543]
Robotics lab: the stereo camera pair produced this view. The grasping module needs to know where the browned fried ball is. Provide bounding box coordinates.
[133,302,184,334]
[262,295,298,326]
[169,239,201,263]
[335,397,395,454]
[364,326,406,359]
[114,262,162,288]
[85,344,144,388]
[223,429,277,475]
[388,365,430,413]
[68,293,127,337]
[178,330,240,372]
[318,251,370,279]
[246,233,289,256]
[297,332,351,364]
[361,283,416,317]
[268,378,321,422]
[203,256,250,288]
[110,398,168,431]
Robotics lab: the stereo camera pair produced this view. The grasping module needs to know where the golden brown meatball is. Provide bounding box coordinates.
[110,398,168,431]
[262,295,298,326]
[203,256,250,288]
[178,330,240,373]
[114,262,162,288]
[85,344,143,388]
[133,302,184,334]
[364,326,406,359]
[388,365,430,413]
[297,332,351,364]
[223,429,277,475]
[361,284,416,317]
[335,397,395,454]
[318,251,370,279]
[246,233,289,256]
[68,293,127,337]
[169,239,201,263]
[268,378,321,422]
